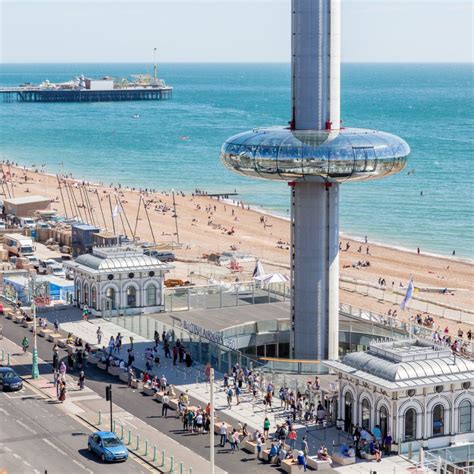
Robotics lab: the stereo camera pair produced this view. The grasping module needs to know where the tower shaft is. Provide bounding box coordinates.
[291,0,341,131]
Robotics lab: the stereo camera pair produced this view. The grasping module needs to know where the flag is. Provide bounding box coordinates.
[400,279,414,310]
[112,204,120,219]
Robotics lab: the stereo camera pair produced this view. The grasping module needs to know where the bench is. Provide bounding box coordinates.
[119,372,129,383]
[361,452,376,461]
[97,361,107,370]
[242,439,259,454]
[38,329,53,337]
[130,379,140,389]
[142,386,156,397]
[57,339,68,348]
[331,453,356,466]
[214,421,233,435]
[168,398,179,410]
[261,449,278,464]
[13,315,23,324]
[281,459,306,473]
[107,366,122,376]
[307,456,332,471]
[22,320,33,329]
[47,333,63,343]
[5,310,13,319]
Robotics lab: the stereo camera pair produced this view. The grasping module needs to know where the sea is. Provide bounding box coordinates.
[0,63,472,258]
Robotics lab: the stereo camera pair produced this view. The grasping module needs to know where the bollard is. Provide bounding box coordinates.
[189,468,193,474]
[161,449,166,467]
[1,349,3,361]
[136,434,140,450]
[98,410,102,425]
[7,353,10,366]
[180,461,183,474]
[170,455,174,473]
[153,445,158,462]
[127,430,132,445]
[144,440,148,457]
[120,423,124,440]
[112,419,116,433]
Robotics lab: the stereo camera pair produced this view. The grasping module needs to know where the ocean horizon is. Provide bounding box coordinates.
[0,63,473,258]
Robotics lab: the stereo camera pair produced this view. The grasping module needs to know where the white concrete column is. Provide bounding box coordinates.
[292,180,340,361]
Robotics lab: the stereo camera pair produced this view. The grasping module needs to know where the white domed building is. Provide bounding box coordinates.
[324,339,474,451]
[64,246,172,316]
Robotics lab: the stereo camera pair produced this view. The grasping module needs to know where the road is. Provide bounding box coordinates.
[0,314,278,474]
[0,384,147,474]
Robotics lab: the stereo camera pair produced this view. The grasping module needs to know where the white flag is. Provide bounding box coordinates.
[112,205,120,219]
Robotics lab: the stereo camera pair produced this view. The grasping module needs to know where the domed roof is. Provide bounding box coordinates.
[221,126,409,182]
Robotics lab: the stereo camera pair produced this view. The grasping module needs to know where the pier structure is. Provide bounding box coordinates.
[221,0,410,363]
[0,87,172,103]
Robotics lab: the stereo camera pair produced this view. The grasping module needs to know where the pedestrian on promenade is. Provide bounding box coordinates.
[226,386,233,409]
[52,345,59,370]
[78,370,85,390]
[219,423,227,447]
[231,429,240,452]
[301,436,309,457]
[164,340,171,358]
[128,367,135,387]
[172,345,178,365]
[185,351,192,368]
[59,360,67,381]
[256,435,263,459]
[154,330,160,348]
[115,333,122,353]
[58,381,66,403]
[107,336,115,355]
[54,319,59,333]
[96,326,103,345]
[235,385,241,405]
[297,450,308,472]
[129,335,134,349]
[205,362,211,383]
[82,305,89,321]
[55,374,61,397]
[162,392,170,418]
[263,416,270,439]
[289,427,297,450]
[21,336,29,354]
[127,348,135,367]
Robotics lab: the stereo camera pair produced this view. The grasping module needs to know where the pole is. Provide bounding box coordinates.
[210,368,215,474]
[56,175,68,219]
[172,190,180,244]
[143,197,156,244]
[116,194,134,238]
[133,194,142,241]
[31,277,39,379]
[96,190,108,230]
[108,194,116,235]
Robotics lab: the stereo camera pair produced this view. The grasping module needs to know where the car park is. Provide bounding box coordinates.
[0,367,23,391]
[87,431,128,462]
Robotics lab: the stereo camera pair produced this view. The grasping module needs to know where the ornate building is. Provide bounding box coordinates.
[324,339,474,450]
[64,246,172,315]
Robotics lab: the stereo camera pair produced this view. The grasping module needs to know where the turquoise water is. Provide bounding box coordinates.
[0,63,472,258]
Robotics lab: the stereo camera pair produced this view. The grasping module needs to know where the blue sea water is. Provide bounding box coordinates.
[0,63,472,258]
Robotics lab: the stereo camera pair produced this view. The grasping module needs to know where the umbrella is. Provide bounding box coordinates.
[252,259,265,279]
[256,272,290,285]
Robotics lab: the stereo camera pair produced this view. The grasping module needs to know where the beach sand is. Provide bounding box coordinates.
[3,164,473,336]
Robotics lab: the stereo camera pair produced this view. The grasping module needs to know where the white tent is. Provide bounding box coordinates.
[252,259,265,279]
[255,272,290,285]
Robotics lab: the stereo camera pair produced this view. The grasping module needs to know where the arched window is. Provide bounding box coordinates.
[146,285,157,306]
[83,283,89,306]
[380,405,389,439]
[76,283,81,307]
[459,400,471,433]
[105,287,116,310]
[404,408,417,440]
[91,286,97,308]
[344,392,353,433]
[126,286,137,308]
[361,398,371,430]
[433,404,444,436]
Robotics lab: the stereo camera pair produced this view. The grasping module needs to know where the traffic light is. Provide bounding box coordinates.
[105,384,112,402]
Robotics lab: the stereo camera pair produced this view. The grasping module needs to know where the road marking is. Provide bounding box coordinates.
[42,437,67,456]
[16,419,37,434]
[12,453,21,459]
[0,407,8,416]
[23,460,31,467]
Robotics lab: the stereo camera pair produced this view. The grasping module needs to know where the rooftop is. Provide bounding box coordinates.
[324,338,474,390]
[4,195,50,205]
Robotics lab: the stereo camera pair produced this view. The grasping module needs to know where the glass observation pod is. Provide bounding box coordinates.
[220,126,410,183]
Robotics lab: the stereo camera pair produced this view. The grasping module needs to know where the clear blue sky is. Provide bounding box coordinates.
[1,0,472,63]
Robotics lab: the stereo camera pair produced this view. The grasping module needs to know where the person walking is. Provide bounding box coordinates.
[219,423,227,447]
[21,336,29,354]
[59,360,67,381]
[53,319,59,333]
[301,436,309,458]
[58,380,66,403]
[52,345,59,370]
[226,386,233,409]
[96,326,103,345]
[78,370,85,390]
[289,427,297,450]
[154,330,160,348]
[263,417,271,439]
[162,392,170,418]
[256,435,263,459]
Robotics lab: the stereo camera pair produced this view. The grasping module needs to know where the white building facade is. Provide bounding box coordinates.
[64,247,172,316]
[324,339,474,450]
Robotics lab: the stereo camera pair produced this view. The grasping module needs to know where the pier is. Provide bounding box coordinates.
[0,87,173,103]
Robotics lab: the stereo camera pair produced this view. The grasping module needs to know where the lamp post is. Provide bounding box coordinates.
[209,367,215,474]
[31,277,39,379]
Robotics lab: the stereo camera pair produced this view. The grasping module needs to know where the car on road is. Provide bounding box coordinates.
[87,431,129,462]
[143,249,176,262]
[0,367,23,391]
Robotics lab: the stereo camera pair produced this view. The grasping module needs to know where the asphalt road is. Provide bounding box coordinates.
[0,314,278,474]
[0,384,146,474]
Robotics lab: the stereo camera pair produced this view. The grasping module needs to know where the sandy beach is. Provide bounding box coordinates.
[3,163,473,336]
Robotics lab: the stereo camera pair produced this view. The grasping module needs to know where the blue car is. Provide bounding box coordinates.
[87,431,129,462]
[0,367,23,391]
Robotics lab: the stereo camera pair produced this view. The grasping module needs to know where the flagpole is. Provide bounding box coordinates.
[108,194,116,235]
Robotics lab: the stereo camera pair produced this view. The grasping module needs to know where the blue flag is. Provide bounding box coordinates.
[400,279,414,310]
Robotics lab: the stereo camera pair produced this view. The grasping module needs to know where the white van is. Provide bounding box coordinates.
[19,217,36,229]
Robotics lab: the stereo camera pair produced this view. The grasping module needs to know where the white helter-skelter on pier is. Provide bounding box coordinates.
[221,0,410,362]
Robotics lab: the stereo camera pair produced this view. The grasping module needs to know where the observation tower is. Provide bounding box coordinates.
[221,0,410,361]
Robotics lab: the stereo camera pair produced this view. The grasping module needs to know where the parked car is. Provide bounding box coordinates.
[0,367,23,391]
[87,431,128,462]
[19,217,36,229]
[144,250,176,262]
[0,220,6,230]
[26,255,40,268]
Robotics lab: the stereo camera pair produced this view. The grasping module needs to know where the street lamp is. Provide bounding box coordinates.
[209,368,215,474]
[31,277,39,379]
